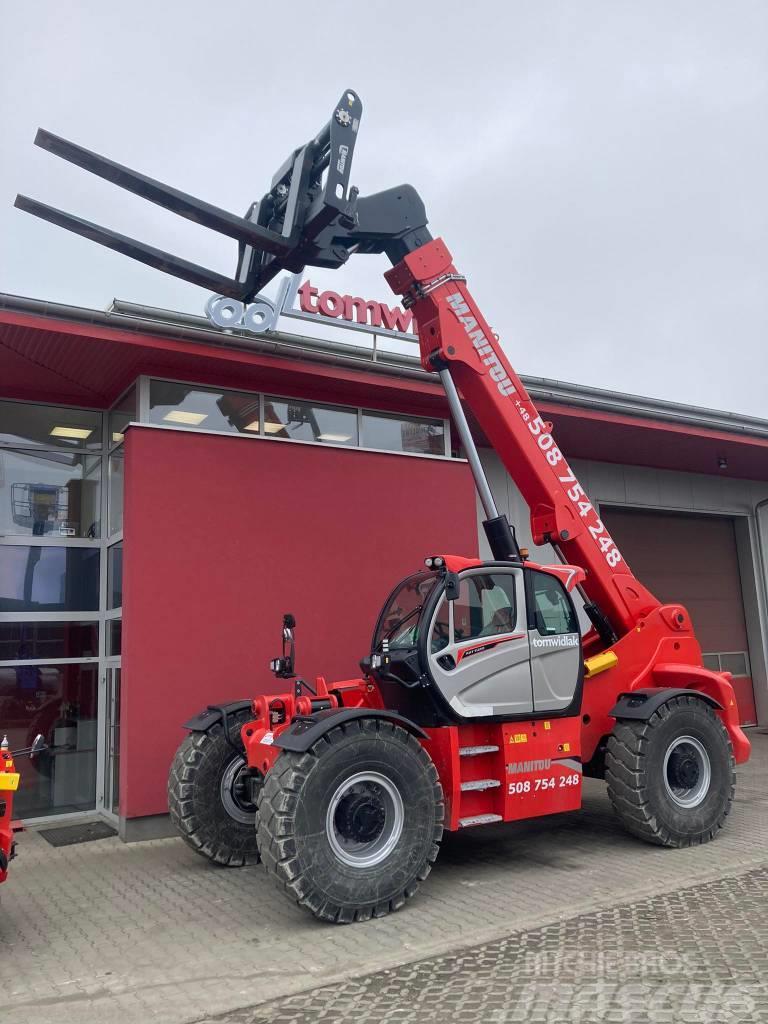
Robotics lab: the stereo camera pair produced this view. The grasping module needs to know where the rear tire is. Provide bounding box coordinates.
[168,710,261,867]
[257,718,444,923]
[606,694,735,847]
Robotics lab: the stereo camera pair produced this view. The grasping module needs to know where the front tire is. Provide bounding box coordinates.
[168,710,261,867]
[606,694,735,847]
[257,718,444,923]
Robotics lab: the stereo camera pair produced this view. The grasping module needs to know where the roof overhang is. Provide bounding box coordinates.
[1,292,766,481]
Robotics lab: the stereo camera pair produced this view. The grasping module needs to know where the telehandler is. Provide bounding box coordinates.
[16,90,750,923]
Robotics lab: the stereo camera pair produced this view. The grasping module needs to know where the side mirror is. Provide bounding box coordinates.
[271,613,296,679]
[444,572,460,601]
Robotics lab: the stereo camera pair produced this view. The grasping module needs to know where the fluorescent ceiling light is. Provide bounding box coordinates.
[243,420,260,432]
[112,431,125,443]
[264,422,285,434]
[318,433,352,443]
[50,426,93,440]
[163,410,208,426]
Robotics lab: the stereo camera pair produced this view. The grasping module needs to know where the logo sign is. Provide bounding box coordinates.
[205,274,417,342]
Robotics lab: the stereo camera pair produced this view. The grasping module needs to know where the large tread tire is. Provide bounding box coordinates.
[257,718,444,923]
[606,693,735,848]
[168,710,261,867]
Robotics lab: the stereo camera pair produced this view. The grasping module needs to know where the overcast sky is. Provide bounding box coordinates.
[1,1,766,417]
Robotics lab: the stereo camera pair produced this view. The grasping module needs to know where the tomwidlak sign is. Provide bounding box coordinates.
[205,273,416,342]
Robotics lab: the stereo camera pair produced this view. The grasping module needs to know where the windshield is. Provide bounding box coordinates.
[373,572,439,652]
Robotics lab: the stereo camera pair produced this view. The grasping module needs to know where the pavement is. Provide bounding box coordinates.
[0,731,766,1024]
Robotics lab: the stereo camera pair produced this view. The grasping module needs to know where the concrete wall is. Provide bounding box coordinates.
[478,449,768,725]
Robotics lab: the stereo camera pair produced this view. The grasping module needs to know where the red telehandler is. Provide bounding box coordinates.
[17,90,751,923]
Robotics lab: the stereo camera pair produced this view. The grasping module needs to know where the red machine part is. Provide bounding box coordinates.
[385,240,661,640]
[0,749,19,885]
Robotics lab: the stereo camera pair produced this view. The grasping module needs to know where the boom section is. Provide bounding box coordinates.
[385,239,660,639]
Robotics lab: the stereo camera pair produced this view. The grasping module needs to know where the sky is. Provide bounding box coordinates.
[1,1,766,417]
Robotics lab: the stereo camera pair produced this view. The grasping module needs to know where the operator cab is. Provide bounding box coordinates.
[366,558,583,726]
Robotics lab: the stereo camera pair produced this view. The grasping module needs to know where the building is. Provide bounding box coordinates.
[1,283,766,841]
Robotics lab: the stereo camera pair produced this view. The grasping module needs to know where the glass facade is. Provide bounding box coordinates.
[264,398,358,445]
[0,622,98,662]
[0,662,99,818]
[0,546,100,612]
[0,398,109,820]
[108,449,125,535]
[107,543,123,610]
[149,378,449,457]
[0,400,102,450]
[149,381,261,435]
[0,450,101,537]
[108,386,136,445]
[361,411,445,456]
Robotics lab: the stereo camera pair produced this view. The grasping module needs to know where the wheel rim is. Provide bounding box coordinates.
[220,756,258,825]
[326,771,405,868]
[663,735,711,808]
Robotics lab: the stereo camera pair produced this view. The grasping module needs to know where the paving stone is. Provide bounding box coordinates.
[0,732,765,1024]
[207,866,768,1023]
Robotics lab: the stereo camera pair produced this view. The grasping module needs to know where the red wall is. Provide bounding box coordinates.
[121,426,478,818]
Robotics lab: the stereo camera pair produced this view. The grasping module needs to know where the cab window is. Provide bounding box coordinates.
[531,571,578,635]
[430,598,450,653]
[453,573,518,643]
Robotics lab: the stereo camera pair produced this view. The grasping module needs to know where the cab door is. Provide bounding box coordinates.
[427,568,534,718]
[526,569,582,712]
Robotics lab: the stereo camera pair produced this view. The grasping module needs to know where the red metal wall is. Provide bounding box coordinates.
[121,426,478,819]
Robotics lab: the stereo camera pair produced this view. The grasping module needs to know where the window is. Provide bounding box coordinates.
[0,622,98,662]
[531,571,578,636]
[0,546,100,612]
[430,598,450,654]
[109,387,136,446]
[453,573,518,643]
[107,619,122,657]
[0,662,98,818]
[108,543,123,610]
[361,411,445,456]
[0,401,102,450]
[374,572,438,652]
[148,379,452,458]
[108,448,124,536]
[263,398,358,445]
[703,652,749,677]
[0,450,101,538]
[149,381,261,435]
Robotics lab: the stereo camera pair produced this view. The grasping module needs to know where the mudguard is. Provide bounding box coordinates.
[609,687,723,721]
[274,707,427,753]
[182,700,254,732]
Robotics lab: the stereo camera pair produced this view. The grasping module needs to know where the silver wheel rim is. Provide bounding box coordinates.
[220,756,257,825]
[663,735,711,808]
[326,771,405,868]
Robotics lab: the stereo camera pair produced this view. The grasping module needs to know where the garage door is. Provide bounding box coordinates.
[601,507,757,726]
